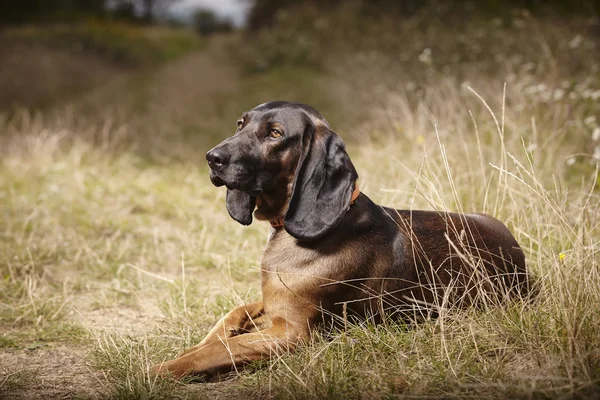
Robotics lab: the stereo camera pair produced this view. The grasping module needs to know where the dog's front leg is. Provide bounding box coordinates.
[177,302,265,357]
[151,320,307,380]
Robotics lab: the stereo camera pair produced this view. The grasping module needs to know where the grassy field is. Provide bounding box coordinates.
[0,21,202,109]
[1,10,600,400]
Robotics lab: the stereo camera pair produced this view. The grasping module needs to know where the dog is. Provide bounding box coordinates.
[151,101,530,380]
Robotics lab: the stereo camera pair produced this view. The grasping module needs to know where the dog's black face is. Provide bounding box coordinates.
[206,101,358,240]
[206,101,308,193]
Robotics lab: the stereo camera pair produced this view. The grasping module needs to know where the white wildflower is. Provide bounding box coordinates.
[569,34,583,49]
[585,116,597,126]
[514,19,525,29]
[522,62,536,72]
[553,88,565,101]
[593,127,600,141]
[418,48,432,64]
[594,146,600,161]
[566,156,576,166]
[524,85,538,95]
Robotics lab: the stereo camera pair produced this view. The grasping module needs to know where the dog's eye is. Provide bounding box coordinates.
[269,129,282,139]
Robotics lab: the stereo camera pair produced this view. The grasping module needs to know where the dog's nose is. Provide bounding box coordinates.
[206,148,230,170]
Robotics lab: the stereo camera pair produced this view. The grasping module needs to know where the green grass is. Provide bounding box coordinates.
[1,10,600,399]
[3,20,202,65]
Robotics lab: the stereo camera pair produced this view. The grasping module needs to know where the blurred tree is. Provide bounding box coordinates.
[245,0,599,31]
[193,9,233,36]
[110,0,137,21]
[246,0,323,31]
[138,0,180,23]
[105,0,181,23]
[0,0,105,24]
[0,0,184,25]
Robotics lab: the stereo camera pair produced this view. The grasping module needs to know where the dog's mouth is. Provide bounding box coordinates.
[209,169,261,195]
[209,171,227,187]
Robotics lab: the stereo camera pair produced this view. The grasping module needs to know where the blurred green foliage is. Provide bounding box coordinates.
[3,20,201,65]
[193,9,234,37]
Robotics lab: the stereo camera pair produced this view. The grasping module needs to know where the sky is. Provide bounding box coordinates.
[169,0,251,26]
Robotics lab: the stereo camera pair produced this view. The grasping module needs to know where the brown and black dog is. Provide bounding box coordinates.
[152,101,530,380]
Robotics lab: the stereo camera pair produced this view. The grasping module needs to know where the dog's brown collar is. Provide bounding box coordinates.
[270,183,361,229]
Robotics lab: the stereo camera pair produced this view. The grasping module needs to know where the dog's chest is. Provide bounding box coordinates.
[260,230,341,293]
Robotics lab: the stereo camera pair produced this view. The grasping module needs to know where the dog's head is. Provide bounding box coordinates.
[206,101,358,240]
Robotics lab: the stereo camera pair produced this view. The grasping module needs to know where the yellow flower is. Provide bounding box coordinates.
[416,135,425,144]
[559,252,566,261]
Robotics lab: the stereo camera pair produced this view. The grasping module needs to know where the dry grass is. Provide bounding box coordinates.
[1,11,600,400]
[241,85,600,398]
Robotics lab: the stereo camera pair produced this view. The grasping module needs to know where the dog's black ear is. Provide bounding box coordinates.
[284,125,358,240]
[226,189,256,226]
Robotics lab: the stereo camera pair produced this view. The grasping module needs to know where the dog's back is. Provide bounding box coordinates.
[380,207,529,314]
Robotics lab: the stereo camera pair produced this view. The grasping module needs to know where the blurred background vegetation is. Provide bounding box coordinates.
[0,0,598,111]
[3,0,595,153]
[0,0,598,110]
[1,1,600,399]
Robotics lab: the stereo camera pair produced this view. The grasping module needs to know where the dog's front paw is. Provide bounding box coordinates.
[149,360,183,380]
[149,357,204,381]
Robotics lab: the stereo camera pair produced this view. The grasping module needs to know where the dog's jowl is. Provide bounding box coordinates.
[152,101,530,380]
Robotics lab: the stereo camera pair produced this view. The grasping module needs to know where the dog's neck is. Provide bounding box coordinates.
[269,183,361,229]
[253,179,294,222]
